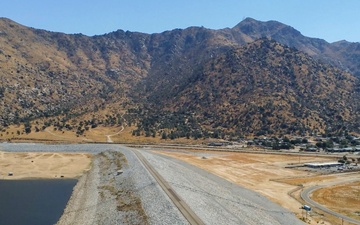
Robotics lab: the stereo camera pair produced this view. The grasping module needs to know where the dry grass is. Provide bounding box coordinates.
[279,175,337,186]
[0,125,89,143]
[311,181,360,221]
[0,124,206,145]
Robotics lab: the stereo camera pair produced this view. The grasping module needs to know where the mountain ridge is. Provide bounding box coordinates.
[229,18,360,76]
[0,17,359,139]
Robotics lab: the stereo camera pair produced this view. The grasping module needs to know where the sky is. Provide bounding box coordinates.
[1,0,359,43]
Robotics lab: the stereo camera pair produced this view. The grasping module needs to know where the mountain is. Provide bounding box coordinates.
[229,18,360,77]
[0,18,149,125]
[0,17,359,139]
[138,39,359,137]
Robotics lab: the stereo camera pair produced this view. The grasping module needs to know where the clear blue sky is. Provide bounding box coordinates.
[1,0,359,43]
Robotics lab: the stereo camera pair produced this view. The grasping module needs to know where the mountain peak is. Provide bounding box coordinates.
[237,17,258,24]
[233,18,290,34]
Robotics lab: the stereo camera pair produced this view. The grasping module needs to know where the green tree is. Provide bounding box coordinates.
[24,121,31,134]
[162,132,168,140]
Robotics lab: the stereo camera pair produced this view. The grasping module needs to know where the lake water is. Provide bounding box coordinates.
[0,179,77,225]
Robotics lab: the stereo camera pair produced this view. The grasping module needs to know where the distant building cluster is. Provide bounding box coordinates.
[326,147,360,153]
[242,134,360,153]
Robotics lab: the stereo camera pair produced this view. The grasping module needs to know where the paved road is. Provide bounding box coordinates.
[301,182,360,225]
[132,149,205,225]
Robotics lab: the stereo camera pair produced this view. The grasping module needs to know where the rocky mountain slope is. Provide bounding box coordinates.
[229,18,360,77]
[0,17,359,138]
[0,18,150,125]
[137,39,359,138]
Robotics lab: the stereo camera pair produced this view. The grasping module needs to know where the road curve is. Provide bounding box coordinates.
[301,183,360,225]
[132,149,205,225]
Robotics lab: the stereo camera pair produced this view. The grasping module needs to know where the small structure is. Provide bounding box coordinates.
[301,205,311,220]
[208,142,229,147]
[305,147,317,152]
[8,172,13,176]
[304,162,343,168]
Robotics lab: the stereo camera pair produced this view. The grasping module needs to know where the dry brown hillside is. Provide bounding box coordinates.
[134,39,360,138]
[0,17,359,140]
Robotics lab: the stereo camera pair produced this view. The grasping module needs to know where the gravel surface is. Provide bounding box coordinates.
[57,154,100,225]
[0,143,188,225]
[0,143,304,224]
[56,146,188,225]
[0,143,111,153]
[140,150,304,225]
[119,147,188,225]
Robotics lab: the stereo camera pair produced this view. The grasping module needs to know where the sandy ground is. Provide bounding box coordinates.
[156,150,359,225]
[0,151,92,179]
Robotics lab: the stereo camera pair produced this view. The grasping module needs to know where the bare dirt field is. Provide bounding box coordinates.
[0,151,92,179]
[156,149,359,225]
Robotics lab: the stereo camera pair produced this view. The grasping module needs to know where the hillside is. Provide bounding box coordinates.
[0,18,149,125]
[0,17,359,140]
[229,18,360,77]
[136,39,359,138]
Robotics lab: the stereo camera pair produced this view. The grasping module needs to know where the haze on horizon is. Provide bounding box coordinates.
[1,0,359,43]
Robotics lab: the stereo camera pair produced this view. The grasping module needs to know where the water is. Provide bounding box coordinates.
[0,179,77,225]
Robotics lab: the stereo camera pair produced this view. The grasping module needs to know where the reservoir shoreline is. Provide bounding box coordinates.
[0,147,93,224]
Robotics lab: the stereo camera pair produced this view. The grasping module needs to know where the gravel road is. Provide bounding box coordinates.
[0,143,304,224]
